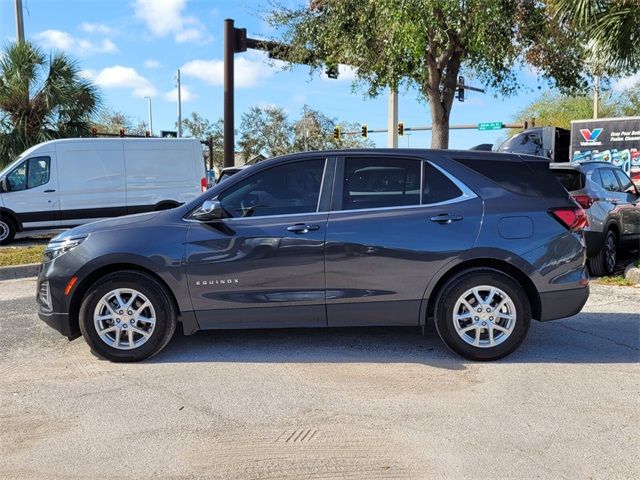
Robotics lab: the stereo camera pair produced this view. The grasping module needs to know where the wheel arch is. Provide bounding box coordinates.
[0,207,21,231]
[421,258,542,326]
[69,263,187,337]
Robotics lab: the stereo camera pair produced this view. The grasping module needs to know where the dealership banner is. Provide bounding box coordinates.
[570,117,640,175]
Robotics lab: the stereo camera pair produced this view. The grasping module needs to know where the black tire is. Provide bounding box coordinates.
[587,230,617,277]
[434,269,531,361]
[79,270,177,362]
[0,215,16,245]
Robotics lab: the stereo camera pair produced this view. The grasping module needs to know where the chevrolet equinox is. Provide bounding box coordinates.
[37,150,590,362]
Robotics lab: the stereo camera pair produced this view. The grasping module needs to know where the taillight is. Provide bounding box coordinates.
[200,177,207,192]
[571,194,594,209]
[549,207,589,231]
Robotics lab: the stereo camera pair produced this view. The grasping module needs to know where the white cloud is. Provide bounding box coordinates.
[79,22,113,35]
[613,72,640,91]
[86,65,157,98]
[133,0,208,43]
[144,59,161,69]
[181,52,279,88]
[34,29,117,55]
[162,85,197,102]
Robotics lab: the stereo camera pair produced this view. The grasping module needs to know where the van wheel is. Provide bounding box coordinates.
[434,270,531,361]
[0,216,16,245]
[588,230,617,277]
[79,270,177,362]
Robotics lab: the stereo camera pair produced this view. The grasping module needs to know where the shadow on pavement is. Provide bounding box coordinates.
[149,312,639,366]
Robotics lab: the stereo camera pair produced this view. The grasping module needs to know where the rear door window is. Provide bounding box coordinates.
[599,168,622,192]
[422,162,462,204]
[341,157,421,210]
[613,169,635,193]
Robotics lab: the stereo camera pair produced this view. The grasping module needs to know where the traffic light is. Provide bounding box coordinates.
[326,65,339,79]
[397,122,404,136]
[119,128,125,138]
[457,76,465,102]
[333,126,340,140]
[361,124,368,138]
[91,127,98,138]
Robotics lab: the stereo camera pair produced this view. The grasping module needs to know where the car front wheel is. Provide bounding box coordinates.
[434,269,531,361]
[79,271,177,362]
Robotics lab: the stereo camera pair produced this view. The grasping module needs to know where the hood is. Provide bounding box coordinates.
[53,211,162,240]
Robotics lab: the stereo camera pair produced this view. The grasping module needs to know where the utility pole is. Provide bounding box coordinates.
[387,88,398,148]
[144,96,153,136]
[175,69,182,137]
[14,0,24,43]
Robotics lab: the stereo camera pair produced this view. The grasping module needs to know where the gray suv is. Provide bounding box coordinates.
[550,162,640,276]
[37,150,589,362]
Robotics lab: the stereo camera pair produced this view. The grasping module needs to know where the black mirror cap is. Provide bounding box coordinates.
[192,199,223,221]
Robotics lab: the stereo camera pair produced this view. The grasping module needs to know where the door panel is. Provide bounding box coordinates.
[2,154,60,228]
[325,156,482,327]
[185,157,329,329]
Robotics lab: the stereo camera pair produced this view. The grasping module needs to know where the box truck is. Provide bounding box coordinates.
[0,138,207,244]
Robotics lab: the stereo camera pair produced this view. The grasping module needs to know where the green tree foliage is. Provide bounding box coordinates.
[267,0,588,149]
[549,0,640,73]
[238,104,373,161]
[0,41,100,167]
[512,81,640,132]
[180,112,224,170]
[93,108,147,136]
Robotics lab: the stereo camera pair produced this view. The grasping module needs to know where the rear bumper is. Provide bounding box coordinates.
[538,286,590,321]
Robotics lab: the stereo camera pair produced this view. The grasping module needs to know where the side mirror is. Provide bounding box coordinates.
[191,199,223,221]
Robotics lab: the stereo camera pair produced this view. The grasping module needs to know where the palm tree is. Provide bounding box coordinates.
[0,41,100,167]
[550,0,640,73]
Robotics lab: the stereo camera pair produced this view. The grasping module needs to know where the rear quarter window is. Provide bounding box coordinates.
[453,157,567,197]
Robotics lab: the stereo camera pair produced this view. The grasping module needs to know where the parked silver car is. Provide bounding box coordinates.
[550,162,640,276]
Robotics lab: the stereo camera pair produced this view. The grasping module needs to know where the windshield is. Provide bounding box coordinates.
[0,154,25,178]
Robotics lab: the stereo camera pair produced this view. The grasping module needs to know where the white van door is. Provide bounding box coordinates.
[1,154,60,229]
[56,140,126,225]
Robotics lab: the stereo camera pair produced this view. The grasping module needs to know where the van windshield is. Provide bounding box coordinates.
[0,154,25,178]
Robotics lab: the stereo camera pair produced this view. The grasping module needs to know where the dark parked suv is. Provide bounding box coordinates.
[37,150,589,362]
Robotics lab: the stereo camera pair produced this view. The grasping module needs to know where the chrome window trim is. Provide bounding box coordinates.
[184,210,329,223]
[316,158,328,213]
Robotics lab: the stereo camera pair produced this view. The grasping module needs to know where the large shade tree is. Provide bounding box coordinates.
[267,0,589,148]
[0,41,100,167]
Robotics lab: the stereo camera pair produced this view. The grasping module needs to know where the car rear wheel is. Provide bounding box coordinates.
[434,270,531,361]
[0,216,16,245]
[588,230,617,277]
[79,271,177,362]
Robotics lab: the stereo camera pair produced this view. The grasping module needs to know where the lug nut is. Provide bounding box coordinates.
[119,310,123,314]
[130,319,134,324]
[123,324,127,328]
[128,310,133,315]
[482,321,487,326]
[474,317,479,321]
[489,316,494,320]
[486,308,491,312]
[477,308,482,312]
[116,318,120,323]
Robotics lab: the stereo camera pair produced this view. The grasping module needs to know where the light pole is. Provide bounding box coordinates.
[14,0,24,43]
[144,96,153,136]
[175,69,182,137]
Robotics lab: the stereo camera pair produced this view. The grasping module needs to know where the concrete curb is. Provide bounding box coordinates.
[0,263,40,281]
[624,261,640,285]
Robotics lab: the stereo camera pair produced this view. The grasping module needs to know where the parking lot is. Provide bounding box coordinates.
[1,277,638,479]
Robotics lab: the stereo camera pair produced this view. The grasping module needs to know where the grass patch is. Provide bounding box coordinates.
[0,245,45,267]
[593,275,634,287]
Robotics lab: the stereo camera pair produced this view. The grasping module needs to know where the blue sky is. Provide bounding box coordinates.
[1,0,627,149]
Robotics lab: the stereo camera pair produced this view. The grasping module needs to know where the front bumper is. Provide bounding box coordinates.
[38,309,79,339]
[538,285,590,321]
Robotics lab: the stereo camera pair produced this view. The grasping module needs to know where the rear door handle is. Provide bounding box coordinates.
[287,223,320,234]
[430,214,463,224]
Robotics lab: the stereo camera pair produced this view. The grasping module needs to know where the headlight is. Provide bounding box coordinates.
[43,235,88,261]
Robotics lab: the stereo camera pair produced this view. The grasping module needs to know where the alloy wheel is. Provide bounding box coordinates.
[605,234,617,274]
[93,288,156,350]
[0,221,9,242]
[452,285,517,348]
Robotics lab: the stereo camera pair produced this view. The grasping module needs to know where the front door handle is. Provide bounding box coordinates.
[287,223,320,234]
[44,189,56,193]
[430,213,463,224]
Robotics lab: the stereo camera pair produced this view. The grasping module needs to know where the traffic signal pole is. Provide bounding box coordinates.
[223,19,235,168]
[387,88,398,148]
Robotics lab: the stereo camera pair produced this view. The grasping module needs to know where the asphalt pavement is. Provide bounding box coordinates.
[0,277,638,479]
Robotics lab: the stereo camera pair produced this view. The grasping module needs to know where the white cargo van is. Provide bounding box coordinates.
[0,138,207,244]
